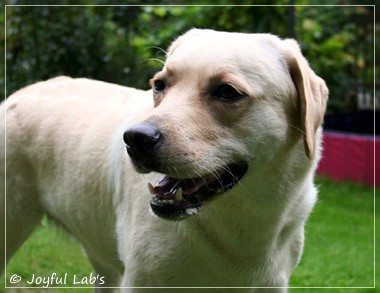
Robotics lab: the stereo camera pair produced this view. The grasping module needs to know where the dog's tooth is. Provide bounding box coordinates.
[163,199,169,204]
[185,208,198,215]
[168,199,174,204]
[175,187,183,201]
[148,183,155,195]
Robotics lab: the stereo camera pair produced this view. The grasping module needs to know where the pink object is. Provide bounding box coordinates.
[317,131,378,187]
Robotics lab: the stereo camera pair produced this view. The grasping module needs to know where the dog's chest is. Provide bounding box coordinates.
[123,220,268,287]
[127,244,254,287]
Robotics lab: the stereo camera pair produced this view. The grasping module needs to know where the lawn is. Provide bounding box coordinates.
[290,177,376,292]
[2,176,377,292]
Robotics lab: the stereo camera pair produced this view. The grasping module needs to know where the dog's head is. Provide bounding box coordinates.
[123,29,328,220]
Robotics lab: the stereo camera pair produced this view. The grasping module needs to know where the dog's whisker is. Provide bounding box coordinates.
[173,165,181,180]
[288,123,306,136]
[221,164,238,181]
[144,46,167,56]
[192,160,223,187]
[140,58,165,65]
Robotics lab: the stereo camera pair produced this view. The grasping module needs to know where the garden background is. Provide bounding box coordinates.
[2,1,378,292]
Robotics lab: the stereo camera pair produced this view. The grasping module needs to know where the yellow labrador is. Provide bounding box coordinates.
[1,29,328,292]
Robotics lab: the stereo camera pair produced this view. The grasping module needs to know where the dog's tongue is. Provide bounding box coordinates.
[149,176,181,199]
[148,174,217,200]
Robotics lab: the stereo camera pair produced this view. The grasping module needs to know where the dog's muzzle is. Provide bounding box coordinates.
[123,123,248,221]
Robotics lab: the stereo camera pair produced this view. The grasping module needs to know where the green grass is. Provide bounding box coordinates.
[3,217,93,293]
[2,177,377,292]
[290,177,377,292]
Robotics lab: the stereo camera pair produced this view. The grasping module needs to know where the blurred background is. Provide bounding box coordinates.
[2,2,378,290]
[2,1,378,186]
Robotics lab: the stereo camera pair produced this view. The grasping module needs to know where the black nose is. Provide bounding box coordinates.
[123,123,162,160]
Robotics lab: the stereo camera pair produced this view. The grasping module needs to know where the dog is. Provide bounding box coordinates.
[1,29,328,292]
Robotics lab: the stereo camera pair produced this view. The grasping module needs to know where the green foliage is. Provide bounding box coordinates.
[3,4,291,94]
[3,3,376,113]
[295,5,374,113]
[5,6,144,93]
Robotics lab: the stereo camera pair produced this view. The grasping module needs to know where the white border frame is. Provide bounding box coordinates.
[3,3,376,290]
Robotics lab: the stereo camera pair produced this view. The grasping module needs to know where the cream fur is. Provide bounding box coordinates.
[1,29,328,292]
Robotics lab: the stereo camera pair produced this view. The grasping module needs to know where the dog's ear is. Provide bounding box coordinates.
[285,40,329,159]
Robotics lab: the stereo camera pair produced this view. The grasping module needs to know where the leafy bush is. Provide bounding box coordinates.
[3,3,376,114]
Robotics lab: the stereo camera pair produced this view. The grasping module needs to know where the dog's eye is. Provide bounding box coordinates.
[153,80,166,93]
[212,85,242,102]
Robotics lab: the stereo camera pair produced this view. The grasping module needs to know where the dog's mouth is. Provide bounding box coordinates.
[148,162,248,221]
